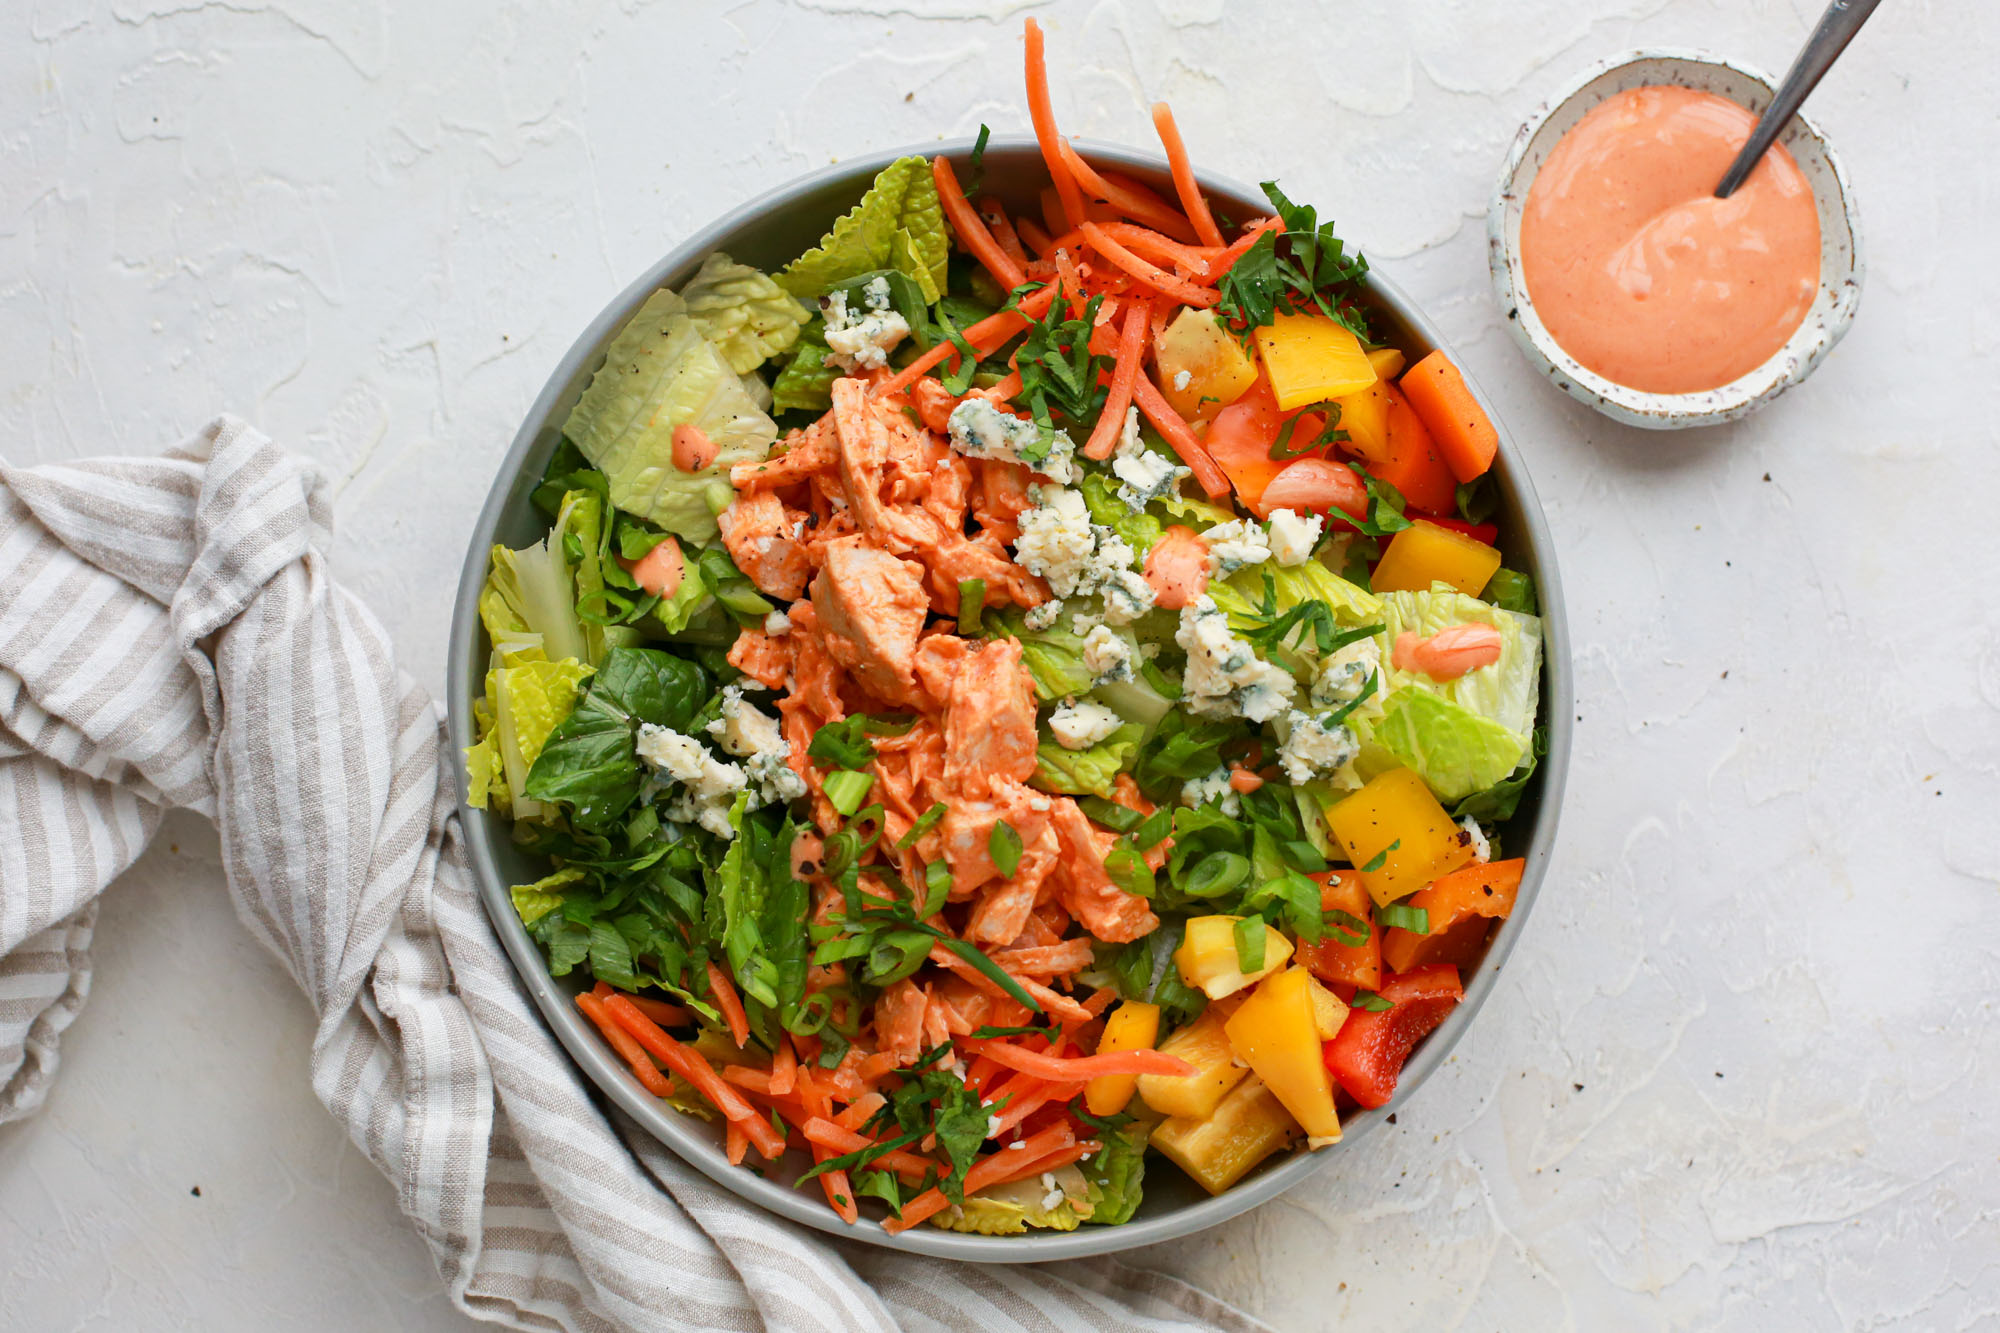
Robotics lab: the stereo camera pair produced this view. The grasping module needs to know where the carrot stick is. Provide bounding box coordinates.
[986,369,1025,403]
[882,1122,1078,1234]
[801,1118,937,1183]
[977,199,1031,268]
[1054,139,1201,244]
[966,1037,1193,1080]
[770,1034,798,1097]
[1150,103,1225,248]
[1024,19,1085,232]
[1016,215,1055,258]
[992,1142,1092,1185]
[1089,221,1225,278]
[721,1065,774,1093]
[575,992,675,1098]
[1131,373,1230,497]
[600,994,787,1160]
[820,1165,860,1225]
[1212,216,1284,281]
[726,1122,748,1166]
[934,156,1027,293]
[1399,351,1499,482]
[877,285,1060,397]
[988,1077,1082,1137]
[835,1092,886,1130]
[706,961,750,1048]
[590,982,692,1029]
[1081,222,1219,307]
[1083,296,1153,459]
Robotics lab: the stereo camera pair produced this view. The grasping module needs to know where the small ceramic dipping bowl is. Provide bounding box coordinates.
[1488,49,1864,430]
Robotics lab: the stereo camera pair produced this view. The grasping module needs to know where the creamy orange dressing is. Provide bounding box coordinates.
[1521,85,1821,395]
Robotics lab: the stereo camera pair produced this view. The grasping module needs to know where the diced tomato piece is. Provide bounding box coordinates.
[1322,964,1462,1109]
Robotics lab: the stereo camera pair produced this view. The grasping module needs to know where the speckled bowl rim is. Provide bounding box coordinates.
[1488,48,1865,429]
[448,137,1573,1262]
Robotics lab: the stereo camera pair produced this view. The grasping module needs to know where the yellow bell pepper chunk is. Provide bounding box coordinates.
[1326,767,1476,907]
[1253,311,1378,411]
[1150,1073,1300,1195]
[1175,915,1294,1000]
[1223,967,1342,1143]
[1366,346,1407,379]
[1083,1000,1162,1117]
[1306,973,1349,1040]
[1332,380,1393,464]
[1135,1006,1248,1120]
[1156,308,1260,423]
[1371,519,1503,597]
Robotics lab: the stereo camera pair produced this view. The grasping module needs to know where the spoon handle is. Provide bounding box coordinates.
[1714,0,1882,198]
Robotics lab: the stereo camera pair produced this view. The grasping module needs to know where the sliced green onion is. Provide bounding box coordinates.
[1377,903,1428,935]
[785,991,833,1036]
[922,859,952,917]
[932,933,1039,1012]
[988,819,1024,878]
[850,802,885,850]
[1359,837,1399,874]
[823,770,875,817]
[1281,839,1328,873]
[1322,908,1371,949]
[1130,808,1174,850]
[821,829,860,878]
[1351,990,1394,1013]
[897,801,949,850]
[861,714,919,736]
[957,577,987,635]
[1232,915,1267,974]
[1077,796,1143,832]
[1185,850,1250,900]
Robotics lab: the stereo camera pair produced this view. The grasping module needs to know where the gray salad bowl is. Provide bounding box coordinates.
[447,137,1574,1261]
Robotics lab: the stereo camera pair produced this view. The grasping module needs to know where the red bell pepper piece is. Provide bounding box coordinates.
[1322,964,1464,1109]
[1402,510,1499,547]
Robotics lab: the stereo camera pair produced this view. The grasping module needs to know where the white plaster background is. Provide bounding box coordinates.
[2,0,1994,1329]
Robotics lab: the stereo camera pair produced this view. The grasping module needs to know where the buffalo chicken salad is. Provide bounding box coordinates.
[466,19,1545,1235]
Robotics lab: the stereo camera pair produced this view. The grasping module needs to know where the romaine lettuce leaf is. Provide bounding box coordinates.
[1032,723,1143,798]
[1365,686,1526,803]
[926,1166,1094,1234]
[775,156,948,301]
[1080,1122,1148,1226]
[465,647,595,820]
[1215,559,1382,634]
[677,252,811,375]
[561,289,778,543]
[770,322,838,414]
[713,795,810,1035]
[989,608,1095,701]
[1081,471,1162,555]
[1377,589,1542,741]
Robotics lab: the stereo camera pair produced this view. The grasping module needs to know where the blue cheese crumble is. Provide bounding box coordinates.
[1048,700,1123,751]
[1110,406,1187,511]
[946,398,1078,483]
[1275,709,1360,784]
[1012,486,1157,624]
[821,278,910,373]
[705,685,807,809]
[635,724,747,838]
[1180,764,1242,817]
[1175,595,1296,722]
[1202,518,1272,578]
[1310,636,1381,709]
[1080,625,1134,684]
[1266,508,1323,566]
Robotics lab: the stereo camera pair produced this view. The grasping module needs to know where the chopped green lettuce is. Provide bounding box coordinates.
[561,289,778,543]
[926,1165,1095,1234]
[1032,723,1144,798]
[1364,686,1527,803]
[509,867,585,927]
[989,609,1095,701]
[770,321,838,414]
[465,645,595,820]
[676,252,811,374]
[1377,589,1541,741]
[1080,472,1163,555]
[1079,1122,1148,1226]
[1484,567,1539,616]
[776,156,949,301]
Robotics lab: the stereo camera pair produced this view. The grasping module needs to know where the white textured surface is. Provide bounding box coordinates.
[2,1,1994,1329]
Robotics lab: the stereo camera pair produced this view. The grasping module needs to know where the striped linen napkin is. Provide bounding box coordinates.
[0,416,1266,1333]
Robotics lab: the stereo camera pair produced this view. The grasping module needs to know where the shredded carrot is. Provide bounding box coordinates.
[726,1122,748,1166]
[988,1076,1079,1137]
[770,1035,798,1097]
[835,1092,887,1130]
[978,198,1031,268]
[1053,246,1086,307]
[986,369,1025,403]
[820,1166,861,1224]
[721,1065,773,1093]
[1024,20,1085,232]
[1131,373,1230,497]
[1150,102,1225,247]
[1016,215,1055,258]
[934,156,1028,292]
[968,1037,1194,1081]
[1081,222,1219,307]
[1212,216,1284,281]
[1054,138,1200,244]
[1082,295,1154,459]
[574,992,675,1099]
[883,1121,1078,1234]
[877,284,1060,397]
[1088,221,1223,279]
[802,1118,937,1183]
[994,1141,1093,1184]
[600,995,787,1160]
[590,982,692,1030]
[706,961,750,1048]
[1082,986,1120,1018]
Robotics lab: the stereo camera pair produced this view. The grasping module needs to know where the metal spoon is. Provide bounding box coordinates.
[1714,0,1881,198]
